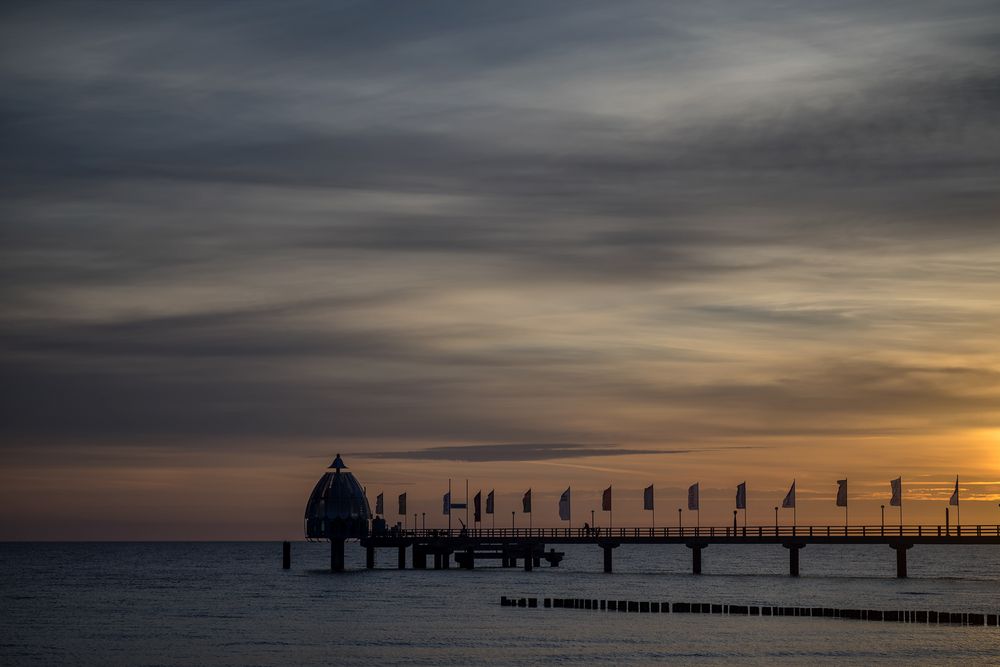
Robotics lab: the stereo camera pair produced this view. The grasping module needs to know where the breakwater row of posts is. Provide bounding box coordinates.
[499,596,1000,626]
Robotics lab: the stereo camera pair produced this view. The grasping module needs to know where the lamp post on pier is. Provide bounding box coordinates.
[422,512,425,530]
[511,511,516,531]
[774,506,778,529]
[881,504,885,531]
[677,508,682,528]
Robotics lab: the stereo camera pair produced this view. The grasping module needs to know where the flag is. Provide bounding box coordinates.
[559,487,571,521]
[398,492,406,515]
[782,481,796,509]
[522,489,532,513]
[736,482,746,510]
[375,493,384,515]
[442,491,450,515]
[688,483,699,511]
[486,489,494,514]
[949,476,959,506]
[602,485,612,512]
[643,484,654,511]
[836,479,848,507]
[474,491,482,522]
[890,477,902,506]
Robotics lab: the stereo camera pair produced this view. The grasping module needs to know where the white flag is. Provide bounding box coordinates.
[559,487,571,521]
[735,482,746,510]
[836,479,847,507]
[782,481,796,508]
[687,483,699,510]
[949,476,959,506]
[890,477,902,507]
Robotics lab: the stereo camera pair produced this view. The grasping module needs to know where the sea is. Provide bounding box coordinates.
[2,541,998,665]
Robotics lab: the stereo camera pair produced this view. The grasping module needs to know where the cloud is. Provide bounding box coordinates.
[358,442,709,462]
[1,0,1000,454]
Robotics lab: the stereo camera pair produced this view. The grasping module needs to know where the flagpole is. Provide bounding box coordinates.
[466,479,469,529]
[957,483,960,528]
[448,478,452,534]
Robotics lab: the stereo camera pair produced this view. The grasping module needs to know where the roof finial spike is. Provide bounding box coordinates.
[329,453,347,470]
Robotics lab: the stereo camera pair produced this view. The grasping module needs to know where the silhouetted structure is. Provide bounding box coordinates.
[301,459,999,575]
[303,454,371,571]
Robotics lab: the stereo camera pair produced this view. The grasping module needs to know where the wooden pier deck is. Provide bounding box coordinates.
[350,524,1000,577]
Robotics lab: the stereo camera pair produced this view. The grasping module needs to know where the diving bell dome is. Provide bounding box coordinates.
[304,454,371,540]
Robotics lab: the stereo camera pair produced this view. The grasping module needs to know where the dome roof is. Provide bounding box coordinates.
[304,454,371,539]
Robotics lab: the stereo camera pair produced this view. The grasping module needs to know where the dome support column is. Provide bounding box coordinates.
[330,538,346,572]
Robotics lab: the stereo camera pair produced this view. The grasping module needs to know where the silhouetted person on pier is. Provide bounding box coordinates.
[583,522,591,537]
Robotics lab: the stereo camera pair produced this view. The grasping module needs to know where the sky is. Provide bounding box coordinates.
[2,1,1000,539]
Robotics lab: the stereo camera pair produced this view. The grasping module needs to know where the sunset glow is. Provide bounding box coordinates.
[2,2,1000,540]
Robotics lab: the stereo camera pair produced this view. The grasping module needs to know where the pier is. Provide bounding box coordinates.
[350,524,1000,577]
[300,456,999,577]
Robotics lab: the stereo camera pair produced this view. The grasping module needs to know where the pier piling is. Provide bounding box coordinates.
[330,538,345,572]
[366,545,375,569]
[282,541,291,569]
[601,544,618,573]
[783,543,804,577]
[686,543,706,574]
[891,543,913,578]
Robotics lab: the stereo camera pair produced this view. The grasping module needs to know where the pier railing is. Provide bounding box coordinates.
[390,524,1000,540]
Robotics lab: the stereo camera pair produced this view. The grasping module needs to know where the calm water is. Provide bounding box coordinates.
[2,541,999,665]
